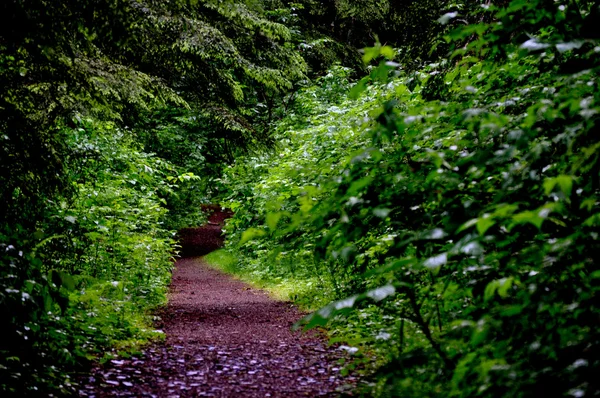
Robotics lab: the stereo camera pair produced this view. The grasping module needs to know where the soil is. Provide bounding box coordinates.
[77,208,355,397]
[178,206,233,257]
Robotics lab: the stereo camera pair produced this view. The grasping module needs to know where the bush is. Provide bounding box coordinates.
[221,1,600,395]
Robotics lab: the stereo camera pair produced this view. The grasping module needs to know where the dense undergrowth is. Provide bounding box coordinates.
[1,119,179,393]
[1,0,341,394]
[219,2,600,396]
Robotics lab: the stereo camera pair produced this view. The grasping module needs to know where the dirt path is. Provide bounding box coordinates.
[78,209,354,397]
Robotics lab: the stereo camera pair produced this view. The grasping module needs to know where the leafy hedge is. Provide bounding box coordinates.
[1,120,179,394]
[1,0,346,394]
[221,1,600,396]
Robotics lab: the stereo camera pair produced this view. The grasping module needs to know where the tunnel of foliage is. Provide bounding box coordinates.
[1,0,599,396]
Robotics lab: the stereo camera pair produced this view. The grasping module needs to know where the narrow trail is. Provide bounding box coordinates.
[79,208,354,397]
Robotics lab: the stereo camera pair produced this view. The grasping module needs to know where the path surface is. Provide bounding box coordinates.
[78,208,354,397]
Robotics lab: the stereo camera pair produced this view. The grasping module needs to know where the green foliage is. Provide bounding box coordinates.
[291,0,453,66]
[4,0,599,396]
[0,119,177,394]
[0,0,311,215]
[204,249,328,309]
[222,1,600,396]
[1,0,348,394]
[221,66,375,299]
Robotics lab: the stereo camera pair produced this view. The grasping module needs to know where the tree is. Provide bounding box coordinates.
[0,0,330,394]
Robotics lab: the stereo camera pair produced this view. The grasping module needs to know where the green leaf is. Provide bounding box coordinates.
[470,323,489,346]
[580,197,596,212]
[265,212,282,231]
[497,277,514,298]
[438,12,458,25]
[501,305,524,317]
[49,270,76,291]
[484,278,513,301]
[362,47,380,64]
[476,215,495,235]
[296,284,396,330]
[43,290,54,312]
[349,77,369,99]
[510,204,557,230]
[365,284,396,301]
[346,176,373,196]
[543,175,573,198]
[583,213,600,227]
[492,203,519,218]
[457,218,478,233]
[239,228,267,245]
[379,46,395,60]
[367,257,417,275]
[484,280,498,302]
[511,210,544,229]
[373,208,391,218]
[61,272,76,291]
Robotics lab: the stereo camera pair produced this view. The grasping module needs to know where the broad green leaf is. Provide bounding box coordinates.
[349,77,369,99]
[497,277,514,298]
[476,215,495,235]
[373,208,391,218]
[583,213,600,227]
[362,47,380,64]
[510,204,558,230]
[265,212,282,231]
[43,290,53,312]
[379,46,395,60]
[366,284,396,301]
[60,272,76,291]
[457,218,478,233]
[367,257,417,275]
[346,176,373,196]
[49,270,76,291]
[438,12,458,25]
[484,278,513,302]
[580,197,596,212]
[501,305,524,317]
[484,280,499,302]
[543,175,573,197]
[239,228,267,245]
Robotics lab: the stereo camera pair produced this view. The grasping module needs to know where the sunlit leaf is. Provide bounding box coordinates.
[239,228,267,245]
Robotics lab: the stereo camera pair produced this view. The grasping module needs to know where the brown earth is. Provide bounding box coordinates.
[178,206,233,257]
[77,208,355,397]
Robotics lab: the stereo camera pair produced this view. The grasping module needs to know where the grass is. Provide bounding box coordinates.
[203,249,334,312]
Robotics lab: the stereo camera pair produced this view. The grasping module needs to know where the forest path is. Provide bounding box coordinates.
[79,209,353,397]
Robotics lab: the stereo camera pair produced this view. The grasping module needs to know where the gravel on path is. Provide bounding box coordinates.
[78,209,355,397]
